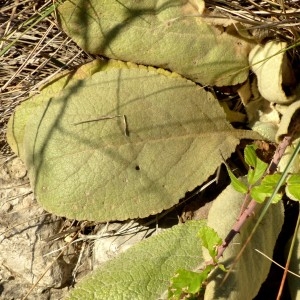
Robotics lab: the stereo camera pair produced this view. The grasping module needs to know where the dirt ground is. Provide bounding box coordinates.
[0,156,74,299]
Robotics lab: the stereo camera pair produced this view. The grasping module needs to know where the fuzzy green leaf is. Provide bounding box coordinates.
[249,41,296,105]
[286,174,300,201]
[198,225,222,262]
[57,0,254,86]
[286,227,300,300]
[244,145,268,185]
[66,221,206,300]
[6,59,125,159]
[9,63,259,221]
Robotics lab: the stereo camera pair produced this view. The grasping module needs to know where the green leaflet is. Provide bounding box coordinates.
[198,225,222,262]
[244,144,268,185]
[8,63,258,221]
[286,174,300,201]
[169,266,212,299]
[66,220,206,300]
[226,166,248,194]
[251,173,283,204]
[57,0,254,86]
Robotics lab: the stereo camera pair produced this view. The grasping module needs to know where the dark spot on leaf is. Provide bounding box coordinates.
[135,165,140,171]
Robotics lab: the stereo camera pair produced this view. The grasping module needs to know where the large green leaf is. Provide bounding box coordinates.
[66,220,206,300]
[6,59,136,159]
[9,64,258,221]
[203,179,284,299]
[249,41,296,104]
[57,0,254,86]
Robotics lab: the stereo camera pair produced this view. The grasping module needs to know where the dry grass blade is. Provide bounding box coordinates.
[206,0,300,42]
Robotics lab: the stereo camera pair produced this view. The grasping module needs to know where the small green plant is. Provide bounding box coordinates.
[168,140,300,299]
[228,144,300,204]
[168,226,222,299]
